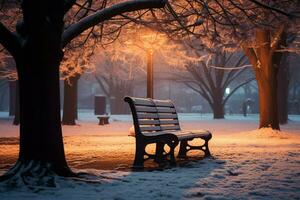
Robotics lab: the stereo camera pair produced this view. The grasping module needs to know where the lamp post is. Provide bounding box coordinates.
[126,29,166,99]
[147,49,154,98]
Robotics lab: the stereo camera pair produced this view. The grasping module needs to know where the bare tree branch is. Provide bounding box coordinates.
[270,24,285,55]
[249,0,296,19]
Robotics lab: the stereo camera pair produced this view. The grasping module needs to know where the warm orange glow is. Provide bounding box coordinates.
[124,27,168,53]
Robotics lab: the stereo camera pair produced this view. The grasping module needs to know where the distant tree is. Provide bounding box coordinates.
[60,36,96,125]
[95,74,134,114]
[0,0,166,184]
[0,79,7,110]
[277,33,298,124]
[0,56,19,124]
[178,50,254,118]
[289,53,300,114]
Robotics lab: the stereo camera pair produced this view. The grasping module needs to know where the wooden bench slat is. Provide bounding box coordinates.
[138,120,160,125]
[137,113,159,119]
[156,107,176,113]
[136,106,176,114]
[137,113,178,119]
[159,120,179,125]
[153,100,173,107]
[138,119,179,126]
[158,114,178,119]
[136,106,157,112]
[133,98,154,106]
[140,126,161,132]
[160,125,181,131]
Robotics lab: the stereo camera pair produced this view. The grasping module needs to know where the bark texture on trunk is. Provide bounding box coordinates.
[18,59,70,175]
[212,91,224,119]
[257,77,279,129]
[243,28,285,130]
[62,75,79,125]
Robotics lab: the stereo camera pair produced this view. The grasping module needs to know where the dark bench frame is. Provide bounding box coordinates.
[124,96,212,168]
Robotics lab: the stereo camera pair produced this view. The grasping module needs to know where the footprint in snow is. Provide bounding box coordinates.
[227,170,240,176]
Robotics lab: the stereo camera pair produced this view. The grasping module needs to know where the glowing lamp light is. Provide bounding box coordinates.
[225,87,230,95]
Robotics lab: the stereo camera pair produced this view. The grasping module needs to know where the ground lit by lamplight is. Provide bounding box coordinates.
[0,113,299,199]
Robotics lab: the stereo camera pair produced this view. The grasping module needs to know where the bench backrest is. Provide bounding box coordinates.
[124,96,181,136]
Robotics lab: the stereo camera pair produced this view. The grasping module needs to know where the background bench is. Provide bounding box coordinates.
[124,96,212,168]
[97,115,110,125]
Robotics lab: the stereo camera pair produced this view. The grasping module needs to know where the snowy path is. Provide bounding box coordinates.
[0,111,300,199]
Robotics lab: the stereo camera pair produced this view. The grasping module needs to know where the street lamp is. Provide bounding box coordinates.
[125,29,166,99]
[225,87,230,95]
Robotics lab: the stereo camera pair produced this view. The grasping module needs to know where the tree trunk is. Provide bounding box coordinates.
[256,33,280,129]
[15,54,72,177]
[110,96,129,114]
[257,77,279,129]
[62,75,79,125]
[110,81,132,114]
[212,103,224,119]
[0,2,74,181]
[243,28,283,130]
[212,91,224,119]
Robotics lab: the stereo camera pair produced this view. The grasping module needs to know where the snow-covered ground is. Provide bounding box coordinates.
[0,111,300,199]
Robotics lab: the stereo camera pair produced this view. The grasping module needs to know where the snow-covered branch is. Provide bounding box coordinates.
[270,25,285,55]
[62,0,166,47]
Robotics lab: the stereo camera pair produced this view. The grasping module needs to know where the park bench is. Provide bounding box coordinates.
[124,96,212,168]
[97,115,110,125]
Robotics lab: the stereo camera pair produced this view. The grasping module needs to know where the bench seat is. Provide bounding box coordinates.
[142,130,211,140]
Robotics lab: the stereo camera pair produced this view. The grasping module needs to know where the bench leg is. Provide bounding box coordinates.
[204,139,211,157]
[165,138,178,166]
[133,142,146,168]
[98,119,104,125]
[178,140,188,158]
[155,142,165,163]
[169,145,176,166]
